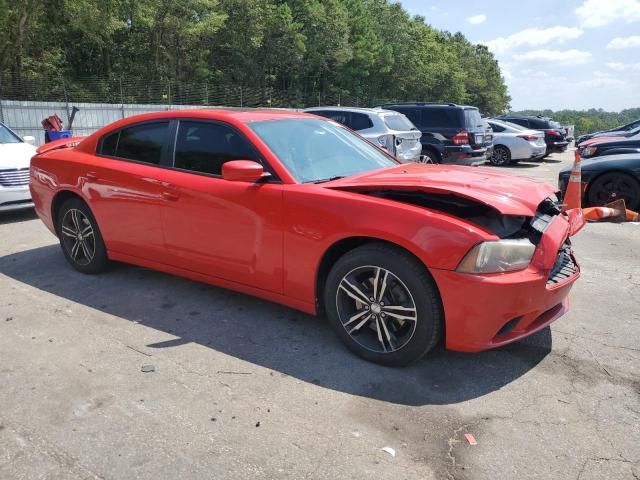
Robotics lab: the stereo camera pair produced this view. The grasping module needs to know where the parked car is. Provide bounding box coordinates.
[30,109,583,366]
[559,153,640,210]
[486,119,546,165]
[576,119,640,144]
[0,122,37,212]
[496,115,568,156]
[580,132,640,159]
[577,126,640,150]
[374,102,492,165]
[303,107,422,162]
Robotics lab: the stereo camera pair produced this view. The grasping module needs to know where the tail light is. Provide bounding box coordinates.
[517,134,538,141]
[544,130,556,136]
[452,130,469,145]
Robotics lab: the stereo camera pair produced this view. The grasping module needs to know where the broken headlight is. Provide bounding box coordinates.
[457,239,536,274]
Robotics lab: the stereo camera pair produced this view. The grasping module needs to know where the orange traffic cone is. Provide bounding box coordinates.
[583,206,624,221]
[563,149,582,211]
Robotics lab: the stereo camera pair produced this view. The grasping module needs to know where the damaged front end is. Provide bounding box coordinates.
[362,189,563,241]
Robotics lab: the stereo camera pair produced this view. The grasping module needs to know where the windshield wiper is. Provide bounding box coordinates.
[308,176,346,184]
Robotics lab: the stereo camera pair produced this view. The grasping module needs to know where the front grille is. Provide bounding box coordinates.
[547,244,578,285]
[0,168,30,187]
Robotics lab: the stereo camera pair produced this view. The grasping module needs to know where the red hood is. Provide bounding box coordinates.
[326,163,557,216]
[579,136,620,147]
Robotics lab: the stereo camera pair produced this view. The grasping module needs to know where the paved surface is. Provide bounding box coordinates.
[1,150,639,479]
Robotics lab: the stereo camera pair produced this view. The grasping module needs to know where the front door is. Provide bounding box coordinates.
[159,120,284,293]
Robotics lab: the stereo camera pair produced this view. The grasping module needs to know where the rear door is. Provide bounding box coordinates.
[90,121,171,260]
[159,119,284,292]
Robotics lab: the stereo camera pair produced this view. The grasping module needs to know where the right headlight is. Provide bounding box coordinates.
[457,239,536,274]
[582,146,597,156]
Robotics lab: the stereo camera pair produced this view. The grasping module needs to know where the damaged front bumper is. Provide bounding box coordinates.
[432,209,582,352]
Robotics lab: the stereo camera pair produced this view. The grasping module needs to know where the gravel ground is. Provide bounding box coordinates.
[1,149,638,479]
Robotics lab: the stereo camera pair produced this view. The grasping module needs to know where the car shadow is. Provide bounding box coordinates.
[0,245,552,406]
[0,209,37,225]
[501,162,539,169]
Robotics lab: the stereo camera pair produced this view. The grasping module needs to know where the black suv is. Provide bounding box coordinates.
[497,115,568,155]
[375,103,493,165]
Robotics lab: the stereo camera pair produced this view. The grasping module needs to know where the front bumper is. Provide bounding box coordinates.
[432,214,580,352]
[0,186,33,212]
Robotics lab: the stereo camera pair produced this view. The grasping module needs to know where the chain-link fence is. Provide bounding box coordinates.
[0,73,368,109]
[0,73,383,145]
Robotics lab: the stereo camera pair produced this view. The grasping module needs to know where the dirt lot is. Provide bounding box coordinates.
[1,150,638,480]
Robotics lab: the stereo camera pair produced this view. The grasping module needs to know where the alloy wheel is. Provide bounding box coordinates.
[60,209,96,266]
[491,146,509,165]
[335,265,418,354]
[590,174,639,208]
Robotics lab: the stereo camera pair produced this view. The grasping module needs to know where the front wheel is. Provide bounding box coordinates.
[587,172,640,210]
[57,197,110,274]
[324,244,443,366]
[490,145,511,166]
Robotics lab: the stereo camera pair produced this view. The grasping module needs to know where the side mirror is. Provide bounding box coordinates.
[23,135,36,145]
[222,160,267,182]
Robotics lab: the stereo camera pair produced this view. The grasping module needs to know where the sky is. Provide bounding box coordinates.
[395,0,640,112]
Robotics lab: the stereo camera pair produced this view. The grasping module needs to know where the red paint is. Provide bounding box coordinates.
[29,109,580,352]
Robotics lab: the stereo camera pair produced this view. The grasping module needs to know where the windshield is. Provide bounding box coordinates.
[383,113,416,131]
[249,118,397,183]
[0,124,22,144]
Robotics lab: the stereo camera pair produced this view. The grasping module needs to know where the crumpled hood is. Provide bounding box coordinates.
[0,142,37,170]
[325,163,557,216]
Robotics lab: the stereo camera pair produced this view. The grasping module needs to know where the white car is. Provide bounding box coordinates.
[0,123,37,212]
[486,119,547,166]
[303,107,423,162]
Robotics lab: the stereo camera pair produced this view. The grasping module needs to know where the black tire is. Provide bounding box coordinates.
[56,197,109,274]
[420,149,440,164]
[324,243,443,367]
[587,172,640,210]
[490,145,511,166]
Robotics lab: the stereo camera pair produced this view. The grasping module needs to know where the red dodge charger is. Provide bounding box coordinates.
[30,109,583,366]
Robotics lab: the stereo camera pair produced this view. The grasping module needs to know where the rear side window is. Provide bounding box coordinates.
[507,118,530,128]
[488,122,505,132]
[173,121,259,176]
[421,108,461,128]
[464,109,483,128]
[390,108,421,128]
[528,118,550,129]
[100,122,169,164]
[349,113,373,131]
[383,114,415,131]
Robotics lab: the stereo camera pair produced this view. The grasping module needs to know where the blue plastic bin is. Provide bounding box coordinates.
[47,130,71,142]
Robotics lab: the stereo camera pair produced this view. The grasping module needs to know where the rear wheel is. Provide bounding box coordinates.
[324,244,443,366]
[490,145,511,166]
[587,172,640,210]
[57,197,109,274]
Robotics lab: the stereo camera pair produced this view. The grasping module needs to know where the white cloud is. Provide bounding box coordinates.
[483,26,583,54]
[607,35,640,49]
[578,77,627,88]
[607,61,640,71]
[575,0,640,27]
[513,49,593,65]
[466,14,486,25]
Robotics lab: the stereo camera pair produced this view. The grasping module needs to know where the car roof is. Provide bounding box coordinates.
[375,102,477,110]
[117,108,316,124]
[304,106,399,116]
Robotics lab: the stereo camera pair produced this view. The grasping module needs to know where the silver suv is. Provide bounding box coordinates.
[304,107,422,162]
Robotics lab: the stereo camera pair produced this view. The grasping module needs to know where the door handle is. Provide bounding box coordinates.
[161,191,179,201]
[86,171,98,180]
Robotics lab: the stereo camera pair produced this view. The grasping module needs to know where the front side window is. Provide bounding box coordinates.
[0,124,22,144]
[173,121,258,176]
[100,122,169,164]
[249,118,397,183]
